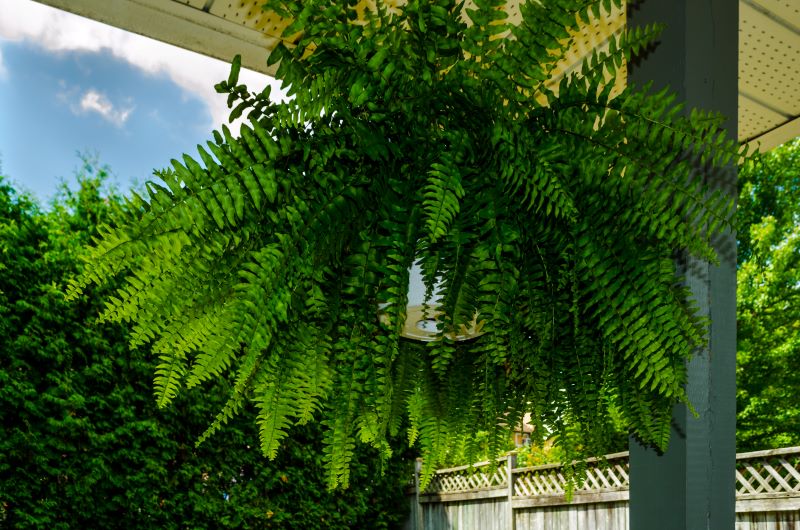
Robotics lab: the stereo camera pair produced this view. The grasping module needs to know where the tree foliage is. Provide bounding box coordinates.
[0,165,411,528]
[737,138,800,451]
[68,0,747,488]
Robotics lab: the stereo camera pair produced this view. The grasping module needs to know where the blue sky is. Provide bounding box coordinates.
[0,41,212,201]
[0,0,282,205]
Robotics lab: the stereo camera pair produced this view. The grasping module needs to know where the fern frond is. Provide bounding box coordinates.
[422,150,466,243]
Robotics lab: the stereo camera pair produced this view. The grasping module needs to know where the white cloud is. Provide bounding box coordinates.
[0,0,285,128]
[77,89,134,126]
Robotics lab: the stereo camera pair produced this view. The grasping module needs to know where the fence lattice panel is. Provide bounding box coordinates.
[423,461,509,495]
[414,446,800,502]
[736,448,800,497]
[513,454,629,497]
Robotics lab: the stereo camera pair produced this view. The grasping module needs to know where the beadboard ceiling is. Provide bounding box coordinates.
[32,0,800,151]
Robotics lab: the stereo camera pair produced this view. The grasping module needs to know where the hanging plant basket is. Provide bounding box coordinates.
[69,0,748,489]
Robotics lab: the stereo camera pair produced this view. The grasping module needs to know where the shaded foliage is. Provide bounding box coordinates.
[0,164,411,528]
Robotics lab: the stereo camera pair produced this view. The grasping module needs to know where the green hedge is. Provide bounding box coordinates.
[0,166,412,529]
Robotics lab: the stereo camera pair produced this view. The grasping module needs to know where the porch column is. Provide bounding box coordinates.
[627,1,738,529]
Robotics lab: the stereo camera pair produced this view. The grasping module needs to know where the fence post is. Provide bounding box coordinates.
[508,453,517,530]
[415,458,423,530]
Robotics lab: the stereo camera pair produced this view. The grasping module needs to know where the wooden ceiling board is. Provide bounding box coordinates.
[739,2,800,116]
[208,0,290,37]
[738,1,800,150]
[746,0,800,32]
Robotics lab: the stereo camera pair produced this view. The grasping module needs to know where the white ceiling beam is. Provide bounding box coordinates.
[33,0,280,76]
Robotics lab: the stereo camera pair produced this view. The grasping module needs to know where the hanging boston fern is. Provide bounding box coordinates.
[68,0,746,489]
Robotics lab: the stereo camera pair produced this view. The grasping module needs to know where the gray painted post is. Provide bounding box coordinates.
[507,453,517,530]
[627,1,738,529]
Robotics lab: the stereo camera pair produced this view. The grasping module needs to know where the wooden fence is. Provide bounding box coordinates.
[404,447,800,530]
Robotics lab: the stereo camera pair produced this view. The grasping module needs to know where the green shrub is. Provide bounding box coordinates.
[0,164,411,529]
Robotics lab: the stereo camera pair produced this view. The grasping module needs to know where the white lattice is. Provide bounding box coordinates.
[736,449,800,496]
[416,447,800,501]
[424,462,509,494]
[513,455,629,497]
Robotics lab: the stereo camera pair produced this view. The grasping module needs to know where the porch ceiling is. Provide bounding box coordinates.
[33,0,800,152]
